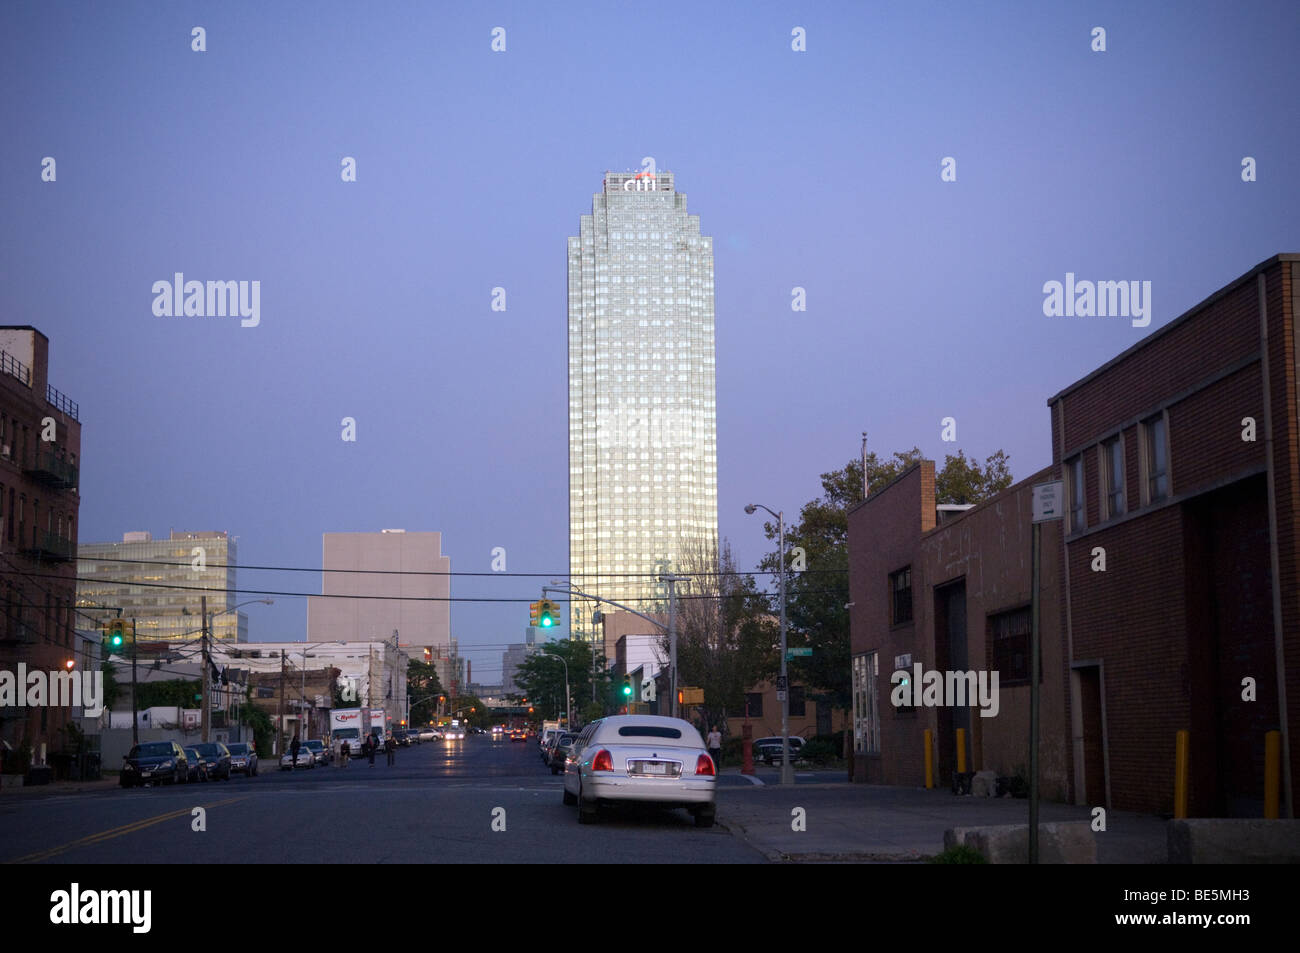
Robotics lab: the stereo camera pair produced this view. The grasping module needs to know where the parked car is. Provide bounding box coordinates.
[280,748,315,770]
[563,715,717,827]
[121,741,189,787]
[752,736,806,765]
[303,739,331,765]
[188,742,233,780]
[550,733,579,775]
[183,746,208,783]
[226,742,259,777]
[544,732,576,771]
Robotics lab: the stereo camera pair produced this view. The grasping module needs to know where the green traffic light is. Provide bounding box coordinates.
[541,617,553,627]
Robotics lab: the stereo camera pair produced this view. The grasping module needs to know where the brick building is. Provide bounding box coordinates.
[848,462,1069,800]
[0,327,82,768]
[1050,253,1298,817]
[849,253,1299,820]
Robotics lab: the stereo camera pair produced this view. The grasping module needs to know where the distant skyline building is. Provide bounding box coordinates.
[501,626,541,697]
[306,529,451,650]
[567,169,719,644]
[77,530,245,643]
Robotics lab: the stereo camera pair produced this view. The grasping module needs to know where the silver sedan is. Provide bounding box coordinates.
[562,715,717,827]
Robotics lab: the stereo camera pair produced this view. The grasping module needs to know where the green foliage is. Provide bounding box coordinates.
[447,693,489,729]
[797,738,839,765]
[406,659,445,723]
[581,701,605,725]
[660,539,779,734]
[2,735,34,775]
[928,844,989,864]
[135,678,202,710]
[239,700,274,758]
[513,639,606,722]
[100,662,122,711]
[757,447,1014,710]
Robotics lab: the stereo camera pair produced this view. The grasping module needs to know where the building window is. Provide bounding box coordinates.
[1144,413,1169,503]
[890,567,912,625]
[989,606,1034,686]
[1102,436,1125,518]
[1066,455,1084,533]
[852,652,880,755]
[789,684,805,717]
[728,692,763,719]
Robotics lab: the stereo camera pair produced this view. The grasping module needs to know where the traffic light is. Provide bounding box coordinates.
[539,599,561,628]
[529,601,541,626]
[104,618,126,656]
[622,676,632,698]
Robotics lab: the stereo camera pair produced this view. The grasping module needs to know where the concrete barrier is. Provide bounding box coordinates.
[944,821,1097,863]
[1167,819,1300,864]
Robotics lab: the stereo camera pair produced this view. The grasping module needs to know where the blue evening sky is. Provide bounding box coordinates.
[3,1,1297,682]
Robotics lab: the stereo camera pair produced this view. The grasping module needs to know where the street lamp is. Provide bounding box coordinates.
[200,598,274,743]
[746,502,792,786]
[540,653,571,728]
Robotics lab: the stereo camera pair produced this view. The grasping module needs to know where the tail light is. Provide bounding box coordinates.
[696,754,715,777]
[592,749,613,772]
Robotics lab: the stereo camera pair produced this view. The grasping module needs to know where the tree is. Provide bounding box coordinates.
[406,659,445,724]
[660,539,779,736]
[758,448,1014,711]
[513,640,605,724]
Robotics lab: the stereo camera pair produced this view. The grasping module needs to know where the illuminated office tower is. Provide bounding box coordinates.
[567,169,718,647]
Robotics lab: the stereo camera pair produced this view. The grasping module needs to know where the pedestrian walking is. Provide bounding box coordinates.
[290,731,301,771]
[366,733,376,766]
[706,725,722,772]
[339,739,350,768]
[385,731,396,766]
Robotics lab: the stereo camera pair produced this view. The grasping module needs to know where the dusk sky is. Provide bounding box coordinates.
[3,2,1297,683]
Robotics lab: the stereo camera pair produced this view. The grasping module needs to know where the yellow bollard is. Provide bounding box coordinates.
[924,729,934,789]
[1265,730,1281,820]
[1174,730,1189,819]
[956,728,967,775]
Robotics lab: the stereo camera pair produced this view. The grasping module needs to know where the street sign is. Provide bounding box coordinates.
[785,647,812,658]
[775,675,788,692]
[1032,480,1065,523]
[776,691,787,702]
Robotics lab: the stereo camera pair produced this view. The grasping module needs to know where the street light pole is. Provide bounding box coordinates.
[541,653,570,727]
[746,503,792,785]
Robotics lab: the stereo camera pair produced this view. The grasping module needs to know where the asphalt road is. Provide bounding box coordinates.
[0,736,767,863]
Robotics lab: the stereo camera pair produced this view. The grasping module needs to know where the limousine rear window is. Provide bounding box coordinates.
[617,726,683,739]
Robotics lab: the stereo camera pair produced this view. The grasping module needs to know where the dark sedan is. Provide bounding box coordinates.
[187,742,232,780]
[121,741,189,787]
[183,746,209,782]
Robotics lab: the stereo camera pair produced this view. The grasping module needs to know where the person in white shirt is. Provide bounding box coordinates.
[706,726,722,770]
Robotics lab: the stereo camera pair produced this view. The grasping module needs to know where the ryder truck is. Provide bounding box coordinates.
[330,708,374,755]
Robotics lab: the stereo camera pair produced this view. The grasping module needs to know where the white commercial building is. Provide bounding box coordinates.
[567,170,719,643]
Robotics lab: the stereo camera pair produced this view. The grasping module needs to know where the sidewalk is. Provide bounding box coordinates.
[715,772,1168,863]
[0,775,119,798]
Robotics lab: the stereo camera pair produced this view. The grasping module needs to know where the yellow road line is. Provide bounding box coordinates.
[8,797,245,864]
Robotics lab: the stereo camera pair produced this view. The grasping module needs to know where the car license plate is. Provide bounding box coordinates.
[141,770,152,777]
[643,762,667,775]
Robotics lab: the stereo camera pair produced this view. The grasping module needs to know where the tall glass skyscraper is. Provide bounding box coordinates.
[568,170,719,645]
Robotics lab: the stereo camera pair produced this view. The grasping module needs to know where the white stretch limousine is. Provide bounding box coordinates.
[562,715,717,827]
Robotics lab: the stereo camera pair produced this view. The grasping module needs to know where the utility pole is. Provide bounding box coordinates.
[200,595,210,743]
[130,617,139,746]
[661,573,687,719]
[277,649,286,756]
